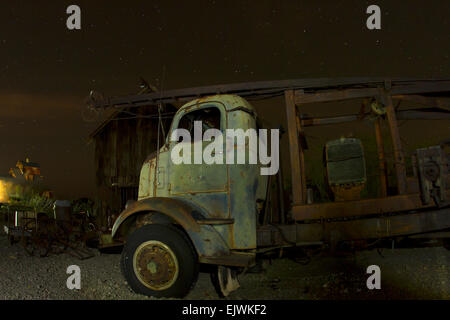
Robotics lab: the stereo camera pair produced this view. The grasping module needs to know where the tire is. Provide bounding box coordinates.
[210,266,240,298]
[120,224,198,298]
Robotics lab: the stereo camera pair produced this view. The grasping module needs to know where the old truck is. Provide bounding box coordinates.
[88,78,450,298]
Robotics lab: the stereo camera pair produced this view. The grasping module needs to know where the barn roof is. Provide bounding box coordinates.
[87,105,177,143]
[88,109,122,141]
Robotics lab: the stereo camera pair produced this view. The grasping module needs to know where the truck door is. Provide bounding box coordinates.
[168,103,229,218]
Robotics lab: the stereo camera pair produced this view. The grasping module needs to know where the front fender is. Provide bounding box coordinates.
[112,197,203,237]
[111,197,230,257]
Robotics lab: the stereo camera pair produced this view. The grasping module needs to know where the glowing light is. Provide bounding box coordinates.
[0,180,11,202]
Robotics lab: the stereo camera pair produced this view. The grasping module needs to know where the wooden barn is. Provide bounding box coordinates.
[88,104,176,227]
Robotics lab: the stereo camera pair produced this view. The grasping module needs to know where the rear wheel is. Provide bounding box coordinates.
[120,224,198,298]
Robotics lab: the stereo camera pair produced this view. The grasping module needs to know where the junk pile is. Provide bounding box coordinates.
[0,158,97,260]
[3,201,96,260]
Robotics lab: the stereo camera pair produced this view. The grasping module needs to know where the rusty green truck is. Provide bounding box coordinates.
[88,78,450,298]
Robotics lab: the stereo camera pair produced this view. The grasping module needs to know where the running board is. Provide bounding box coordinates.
[199,252,255,267]
[196,218,234,225]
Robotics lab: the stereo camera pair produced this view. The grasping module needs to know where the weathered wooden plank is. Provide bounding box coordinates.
[292,190,450,221]
[89,78,450,109]
[295,82,450,104]
[394,94,450,110]
[136,108,145,178]
[285,90,304,205]
[374,117,388,197]
[301,109,450,127]
[396,110,450,120]
[301,114,360,127]
[94,132,105,187]
[385,93,407,195]
[295,115,307,202]
[110,120,118,185]
[295,87,381,104]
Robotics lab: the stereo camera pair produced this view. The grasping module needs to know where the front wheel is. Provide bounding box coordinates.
[120,224,198,298]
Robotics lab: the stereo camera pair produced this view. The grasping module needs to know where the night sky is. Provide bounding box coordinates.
[0,0,448,199]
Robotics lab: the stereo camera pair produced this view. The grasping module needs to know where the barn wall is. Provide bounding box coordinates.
[93,105,175,226]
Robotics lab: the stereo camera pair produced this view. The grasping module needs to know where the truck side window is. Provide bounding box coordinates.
[177,107,221,142]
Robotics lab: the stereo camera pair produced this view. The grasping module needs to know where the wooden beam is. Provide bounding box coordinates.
[394,95,450,111]
[259,207,450,244]
[285,90,304,205]
[301,114,360,127]
[294,81,450,105]
[300,109,450,127]
[295,87,380,104]
[90,78,450,109]
[396,110,450,120]
[385,93,408,194]
[291,190,450,221]
[296,115,307,202]
[374,117,388,197]
[110,120,118,184]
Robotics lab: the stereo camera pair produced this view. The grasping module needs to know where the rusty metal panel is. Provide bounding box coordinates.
[227,97,260,250]
[111,197,232,258]
[112,197,202,235]
[167,102,228,196]
[188,224,230,258]
[416,146,448,206]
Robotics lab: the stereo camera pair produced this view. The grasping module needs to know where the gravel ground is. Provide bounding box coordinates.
[0,233,448,300]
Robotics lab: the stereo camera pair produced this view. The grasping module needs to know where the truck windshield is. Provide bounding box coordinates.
[177,107,221,141]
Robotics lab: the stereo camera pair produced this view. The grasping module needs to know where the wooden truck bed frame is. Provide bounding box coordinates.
[88,78,450,249]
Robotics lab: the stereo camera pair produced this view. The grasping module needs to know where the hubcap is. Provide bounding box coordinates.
[133,240,179,291]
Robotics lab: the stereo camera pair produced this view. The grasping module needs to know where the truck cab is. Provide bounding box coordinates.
[112,95,267,298]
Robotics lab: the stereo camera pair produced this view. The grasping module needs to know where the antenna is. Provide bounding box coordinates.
[153,66,166,195]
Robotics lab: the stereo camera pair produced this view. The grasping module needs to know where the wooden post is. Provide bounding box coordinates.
[285,90,305,205]
[374,117,388,197]
[385,93,407,194]
[296,115,307,201]
[110,120,118,184]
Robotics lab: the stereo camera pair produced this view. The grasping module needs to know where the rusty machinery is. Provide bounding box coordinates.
[1,159,96,259]
[2,201,95,260]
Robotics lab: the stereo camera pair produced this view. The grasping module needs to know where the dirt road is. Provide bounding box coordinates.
[0,233,448,300]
